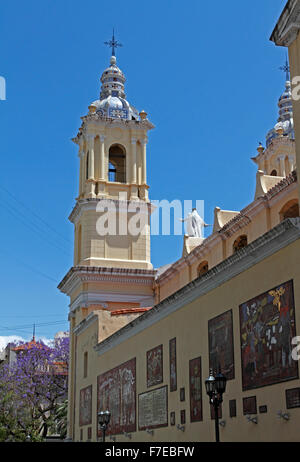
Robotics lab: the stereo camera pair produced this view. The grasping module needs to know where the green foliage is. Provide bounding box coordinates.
[54,399,68,439]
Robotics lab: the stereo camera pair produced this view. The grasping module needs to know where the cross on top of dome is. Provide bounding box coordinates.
[104,29,123,57]
[279,54,290,82]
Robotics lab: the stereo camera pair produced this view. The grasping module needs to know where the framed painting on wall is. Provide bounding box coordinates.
[79,385,92,426]
[170,411,175,426]
[286,387,300,409]
[229,399,236,418]
[147,344,163,388]
[208,309,234,380]
[169,338,177,392]
[189,356,202,422]
[243,396,257,415]
[239,280,298,390]
[97,358,136,436]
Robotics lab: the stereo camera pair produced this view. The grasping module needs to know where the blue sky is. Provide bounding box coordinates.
[0,0,287,341]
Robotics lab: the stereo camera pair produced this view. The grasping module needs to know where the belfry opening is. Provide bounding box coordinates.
[108,144,126,183]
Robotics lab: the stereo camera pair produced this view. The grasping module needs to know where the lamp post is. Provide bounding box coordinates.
[205,368,227,442]
[98,410,111,442]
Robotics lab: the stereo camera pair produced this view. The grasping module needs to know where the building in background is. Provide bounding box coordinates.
[59,3,300,442]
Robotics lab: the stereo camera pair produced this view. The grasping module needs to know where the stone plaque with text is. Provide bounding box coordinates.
[138,385,168,430]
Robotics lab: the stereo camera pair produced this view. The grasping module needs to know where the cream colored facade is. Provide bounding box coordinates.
[73,221,300,442]
[59,2,300,442]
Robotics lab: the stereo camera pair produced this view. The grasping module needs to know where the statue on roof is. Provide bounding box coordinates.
[180,208,210,238]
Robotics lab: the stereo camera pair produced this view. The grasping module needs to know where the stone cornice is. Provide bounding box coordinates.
[253,137,295,163]
[73,312,99,336]
[267,136,295,152]
[72,116,155,142]
[95,218,300,355]
[69,197,153,224]
[58,265,156,295]
[270,0,300,46]
[69,292,154,312]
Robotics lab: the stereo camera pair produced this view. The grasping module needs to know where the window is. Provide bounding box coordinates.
[270,169,277,176]
[108,144,126,183]
[108,162,117,182]
[233,235,248,253]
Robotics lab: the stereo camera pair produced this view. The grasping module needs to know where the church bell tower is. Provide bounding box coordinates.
[71,34,154,271]
[59,33,156,325]
[58,36,157,440]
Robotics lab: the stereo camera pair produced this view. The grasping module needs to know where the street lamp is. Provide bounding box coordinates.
[205,368,227,442]
[98,410,111,442]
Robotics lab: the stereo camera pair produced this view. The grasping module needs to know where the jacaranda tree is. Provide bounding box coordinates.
[0,335,69,441]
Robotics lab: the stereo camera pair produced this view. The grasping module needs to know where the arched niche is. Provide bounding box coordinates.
[279,199,299,222]
[233,235,248,253]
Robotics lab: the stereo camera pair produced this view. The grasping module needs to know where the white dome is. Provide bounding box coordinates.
[89,55,139,120]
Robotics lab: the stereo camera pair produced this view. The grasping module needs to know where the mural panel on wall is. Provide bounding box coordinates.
[97,358,136,435]
[147,344,163,387]
[208,309,234,380]
[169,338,177,392]
[189,356,202,422]
[79,385,92,426]
[239,280,298,390]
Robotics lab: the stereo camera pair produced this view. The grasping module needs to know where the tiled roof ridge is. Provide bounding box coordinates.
[265,169,297,200]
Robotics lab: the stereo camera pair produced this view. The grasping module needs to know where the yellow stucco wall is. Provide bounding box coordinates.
[72,236,300,442]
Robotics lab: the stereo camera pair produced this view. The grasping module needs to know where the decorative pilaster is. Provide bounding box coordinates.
[131,138,137,184]
[86,134,95,180]
[97,134,107,197]
[86,134,96,198]
[288,155,295,172]
[141,138,147,185]
[264,158,269,175]
[130,138,138,199]
[99,135,106,180]
[78,138,84,197]
[278,155,286,177]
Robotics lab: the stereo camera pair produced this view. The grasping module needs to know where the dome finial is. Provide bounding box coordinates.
[265,57,294,147]
[104,29,123,58]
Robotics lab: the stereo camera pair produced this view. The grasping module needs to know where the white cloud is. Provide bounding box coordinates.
[39,337,53,347]
[0,335,26,351]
